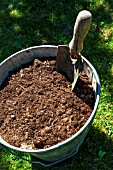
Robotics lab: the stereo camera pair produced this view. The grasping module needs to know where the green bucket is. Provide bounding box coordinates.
[0,45,100,166]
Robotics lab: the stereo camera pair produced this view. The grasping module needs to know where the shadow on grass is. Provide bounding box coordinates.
[0,126,113,170]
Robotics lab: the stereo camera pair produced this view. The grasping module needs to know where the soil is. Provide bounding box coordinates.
[0,58,94,150]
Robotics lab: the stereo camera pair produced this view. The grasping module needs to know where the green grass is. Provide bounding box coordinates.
[0,0,113,169]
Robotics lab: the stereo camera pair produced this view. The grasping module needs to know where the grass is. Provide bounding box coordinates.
[0,0,113,169]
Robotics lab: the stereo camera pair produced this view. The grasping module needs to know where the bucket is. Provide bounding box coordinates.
[0,45,100,166]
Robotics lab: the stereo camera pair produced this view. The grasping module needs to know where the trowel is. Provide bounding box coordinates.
[56,10,92,91]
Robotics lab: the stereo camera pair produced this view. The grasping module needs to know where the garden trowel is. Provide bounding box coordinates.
[56,10,92,91]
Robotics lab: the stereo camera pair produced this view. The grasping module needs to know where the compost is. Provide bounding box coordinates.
[0,59,94,149]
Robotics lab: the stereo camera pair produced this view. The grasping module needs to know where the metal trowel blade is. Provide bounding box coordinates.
[56,45,74,83]
[71,56,83,91]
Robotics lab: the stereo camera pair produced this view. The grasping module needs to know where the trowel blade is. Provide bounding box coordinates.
[56,45,74,83]
[71,56,83,91]
[56,45,83,91]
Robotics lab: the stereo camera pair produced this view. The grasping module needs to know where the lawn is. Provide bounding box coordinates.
[0,0,113,169]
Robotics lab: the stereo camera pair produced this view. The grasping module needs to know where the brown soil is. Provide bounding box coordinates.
[0,59,94,150]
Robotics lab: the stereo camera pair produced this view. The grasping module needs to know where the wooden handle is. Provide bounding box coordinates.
[69,10,92,55]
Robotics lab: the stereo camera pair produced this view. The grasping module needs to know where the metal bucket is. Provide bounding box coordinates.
[0,45,100,166]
